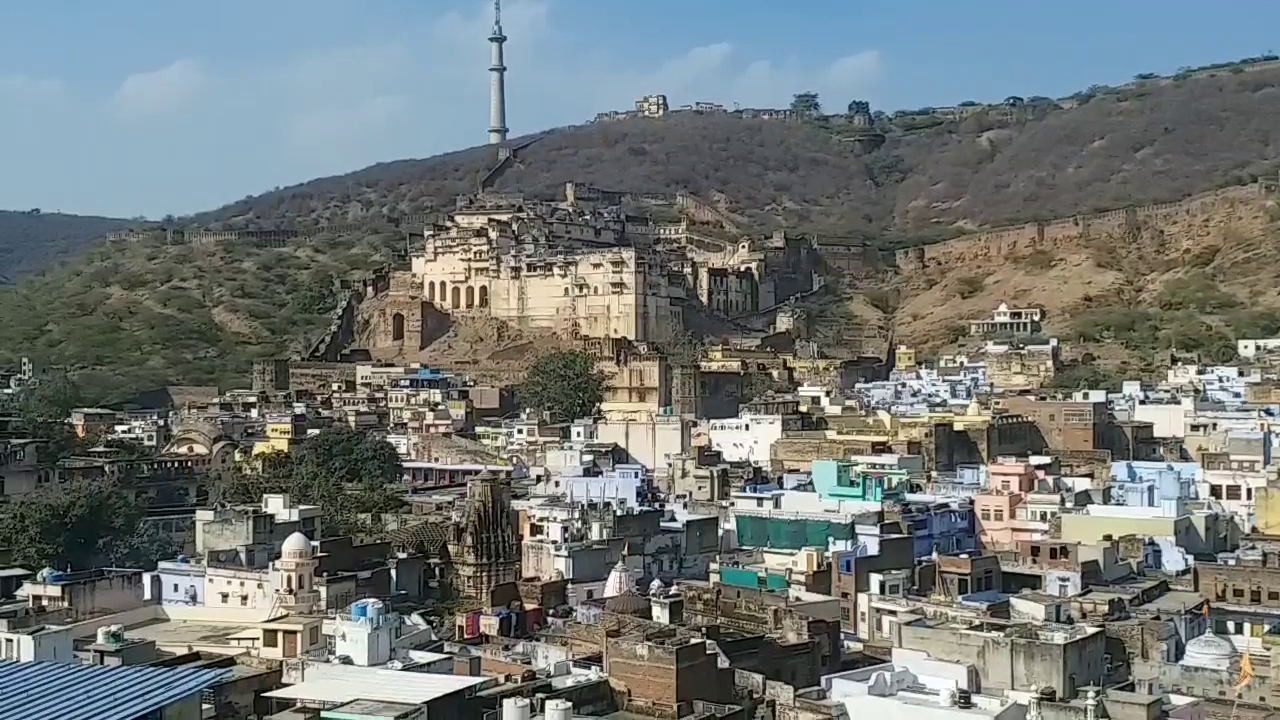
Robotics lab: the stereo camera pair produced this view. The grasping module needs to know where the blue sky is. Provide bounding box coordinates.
[2,0,1278,219]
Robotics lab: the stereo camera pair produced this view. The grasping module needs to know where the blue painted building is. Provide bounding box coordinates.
[1110,461,1197,515]
[900,499,977,558]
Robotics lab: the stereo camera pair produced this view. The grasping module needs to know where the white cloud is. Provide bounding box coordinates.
[111,58,206,121]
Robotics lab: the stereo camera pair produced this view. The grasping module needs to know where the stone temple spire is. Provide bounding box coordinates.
[448,470,519,603]
[487,0,509,145]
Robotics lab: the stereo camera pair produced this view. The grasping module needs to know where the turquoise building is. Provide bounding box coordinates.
[811,459,909,501]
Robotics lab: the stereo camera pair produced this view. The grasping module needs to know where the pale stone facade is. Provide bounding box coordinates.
[411,215,679,341]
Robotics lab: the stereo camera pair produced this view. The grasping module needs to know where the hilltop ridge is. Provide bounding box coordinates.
[192,61,1280,243]
[7,58,1280,398]
[0,210,134,283]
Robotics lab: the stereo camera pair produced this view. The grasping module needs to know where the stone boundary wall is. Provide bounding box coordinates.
[676,191,739,232]
[892,180,1276,274]
[300,264,396,361]
[103,212,448,248]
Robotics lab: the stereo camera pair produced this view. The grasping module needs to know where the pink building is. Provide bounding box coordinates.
[975,461,1054,550]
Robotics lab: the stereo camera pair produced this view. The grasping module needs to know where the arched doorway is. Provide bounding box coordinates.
[439,281,447,302]
[427,282,435,302]
[392,312,405,341]
[479,285,489,308]
[451,286,461,309]
[465,286,475,308]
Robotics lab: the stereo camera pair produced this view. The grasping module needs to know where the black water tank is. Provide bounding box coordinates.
[956,689,974,709]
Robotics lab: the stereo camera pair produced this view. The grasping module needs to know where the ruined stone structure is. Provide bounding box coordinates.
[448,469,520,603]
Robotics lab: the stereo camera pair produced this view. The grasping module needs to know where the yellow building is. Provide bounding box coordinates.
[253,414,309,456]
[895,345,917,372]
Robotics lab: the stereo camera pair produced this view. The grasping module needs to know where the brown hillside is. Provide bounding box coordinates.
[880,181,1280,367]
[198,66,1280,242]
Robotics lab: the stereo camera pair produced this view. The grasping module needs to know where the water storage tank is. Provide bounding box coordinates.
[503,697,532,720]
[544,699,573,720]
[366,599,385,624]
[351,600,369,619]
[96,627,112,644]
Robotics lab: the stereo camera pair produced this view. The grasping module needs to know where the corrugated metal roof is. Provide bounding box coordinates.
[0,660,230,720]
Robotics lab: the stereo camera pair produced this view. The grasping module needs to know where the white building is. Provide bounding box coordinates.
[332,599,403,666]
[823,647,1021,720]
[1199,468,1267,531]
[533,465,644,507]
[968,303,1043,337]
[148,531,320,614]
[595,415,689,472]
[706,414,785,466]
[1237,337,1280,359]
[1133,400,1192,439]
[0,609,74,662]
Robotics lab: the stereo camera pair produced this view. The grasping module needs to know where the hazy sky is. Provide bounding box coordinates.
[2,0,1278,218]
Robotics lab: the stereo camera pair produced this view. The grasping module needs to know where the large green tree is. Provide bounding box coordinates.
[0,479,176,570]
[519,350,605,422]
[2,370,85,461]
[210,427,404,537]
[791,92,821,116]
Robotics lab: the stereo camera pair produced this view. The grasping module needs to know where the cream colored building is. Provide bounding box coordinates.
[981,338,1059,391]
[411,218,679,341]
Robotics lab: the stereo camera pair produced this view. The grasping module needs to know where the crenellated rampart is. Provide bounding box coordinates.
[892,180,1275,274]
[299,263,396,362]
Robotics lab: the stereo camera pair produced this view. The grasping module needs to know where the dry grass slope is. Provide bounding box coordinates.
[9,64,1280,394]
[196,66,1280,243]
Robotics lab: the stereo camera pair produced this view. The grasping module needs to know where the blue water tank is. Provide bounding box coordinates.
[351,600,369,619]
[46,571,66,583]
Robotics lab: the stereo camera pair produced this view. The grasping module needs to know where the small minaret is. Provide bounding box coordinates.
[487,0,509,145]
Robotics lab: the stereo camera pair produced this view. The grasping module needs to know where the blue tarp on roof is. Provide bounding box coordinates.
[0,660,230,720]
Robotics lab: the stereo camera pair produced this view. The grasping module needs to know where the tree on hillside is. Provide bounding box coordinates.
[0,479,176,570]
[846,99,871,117]
[652,325,704,367]
[791,92,821,116]
[18,370,82,425]
[1046,363,1123,392]
[520,351,605,422]
[208,428,404,538]
[4,370,85,461]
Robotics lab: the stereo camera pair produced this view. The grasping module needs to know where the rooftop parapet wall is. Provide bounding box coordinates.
[893,181,1273,274]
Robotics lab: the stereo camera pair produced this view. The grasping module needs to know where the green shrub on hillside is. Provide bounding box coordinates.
[0,232,401,403]
[1157,272,1241,312]
[954,275,986,299]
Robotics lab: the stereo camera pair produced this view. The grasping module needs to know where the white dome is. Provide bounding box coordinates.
[281,531,314,558]
[1180,631,1238,671]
